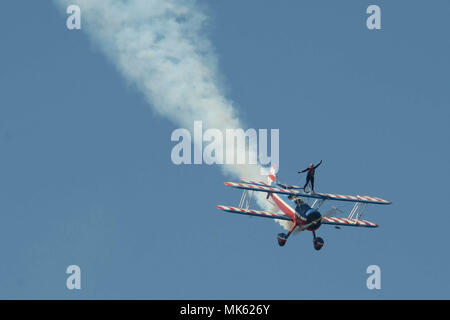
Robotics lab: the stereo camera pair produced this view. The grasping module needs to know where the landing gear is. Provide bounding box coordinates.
[312,230,324,251]
[277,233,287,246]
[277,223,296,247]
[313,237,324,250]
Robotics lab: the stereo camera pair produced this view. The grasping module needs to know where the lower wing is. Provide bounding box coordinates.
[217,205,293,221]
[322,217,378,228]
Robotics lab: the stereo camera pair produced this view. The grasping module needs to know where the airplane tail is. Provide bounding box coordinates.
[266,164,277,186]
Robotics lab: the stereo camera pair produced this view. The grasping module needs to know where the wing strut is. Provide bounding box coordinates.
[239,189,254,211]
[347,202,368,220]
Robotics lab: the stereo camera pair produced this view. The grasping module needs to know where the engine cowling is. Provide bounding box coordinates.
[306,209,322,231]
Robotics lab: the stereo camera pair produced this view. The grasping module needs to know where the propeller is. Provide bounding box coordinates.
[332,205,346,215]
[323,205,338,218]
[298,206,338,231]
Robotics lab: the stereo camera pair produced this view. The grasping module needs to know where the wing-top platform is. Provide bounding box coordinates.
[224,182,391,205]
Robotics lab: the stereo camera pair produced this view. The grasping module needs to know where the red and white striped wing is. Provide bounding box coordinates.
[224,182,298,195]
[240,180,269,186]
[216,205,293,221]
[322,216,378,228]
[224,181,391,205]
[317,193,391,205]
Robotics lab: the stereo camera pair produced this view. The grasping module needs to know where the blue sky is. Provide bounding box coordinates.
[0,0,449,299]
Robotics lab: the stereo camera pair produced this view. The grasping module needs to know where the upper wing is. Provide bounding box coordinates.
[224,182,298,195]
[240,180,303,190]
[276,183,304,190]
[240,180,270,187]
[312,192,391,205]
[217,205,293,221]
[224,182,391,205]
[322,216,378,228]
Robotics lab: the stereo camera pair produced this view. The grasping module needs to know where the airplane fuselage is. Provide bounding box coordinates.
[270,191,322,231]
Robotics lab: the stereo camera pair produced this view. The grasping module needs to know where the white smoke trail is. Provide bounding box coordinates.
[56,0,289,229]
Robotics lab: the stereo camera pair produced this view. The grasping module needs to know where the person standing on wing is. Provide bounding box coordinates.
[298,160,322,193]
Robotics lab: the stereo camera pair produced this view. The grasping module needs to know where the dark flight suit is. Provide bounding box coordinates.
[298,160,322,193]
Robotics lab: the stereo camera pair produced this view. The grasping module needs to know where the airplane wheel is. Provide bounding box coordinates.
[277,233,287,247]
[313,237,324,251]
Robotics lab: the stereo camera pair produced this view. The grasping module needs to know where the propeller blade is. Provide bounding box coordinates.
[299,206,338,231]
[322,206,338,218]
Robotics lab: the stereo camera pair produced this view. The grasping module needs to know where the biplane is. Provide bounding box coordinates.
[217,165,391,250]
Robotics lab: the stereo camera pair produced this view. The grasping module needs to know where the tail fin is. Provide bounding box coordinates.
[267,164,277,186]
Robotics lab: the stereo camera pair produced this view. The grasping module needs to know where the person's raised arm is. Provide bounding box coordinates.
[314,160,323,169]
